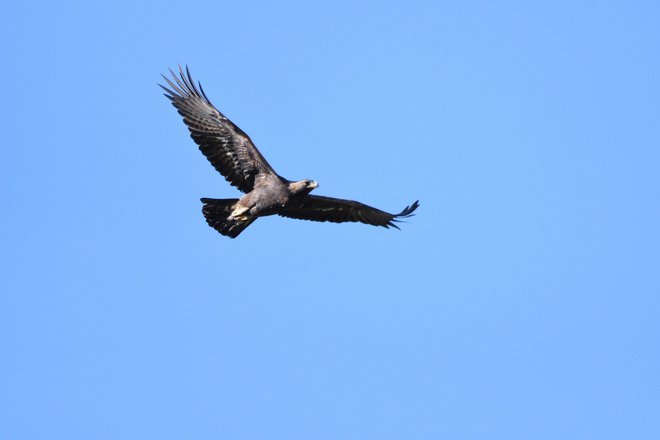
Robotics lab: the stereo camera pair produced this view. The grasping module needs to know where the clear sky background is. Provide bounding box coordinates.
[2,1,659,439]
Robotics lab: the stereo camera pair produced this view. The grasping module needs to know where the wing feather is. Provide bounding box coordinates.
[279,196,419,229]
[160,65,277,193]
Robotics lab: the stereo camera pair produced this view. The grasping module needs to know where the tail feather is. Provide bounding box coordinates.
[200,198,255,238]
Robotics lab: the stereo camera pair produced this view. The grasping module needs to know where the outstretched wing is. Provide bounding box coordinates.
[160,66,277,193]
[279,196,419,229]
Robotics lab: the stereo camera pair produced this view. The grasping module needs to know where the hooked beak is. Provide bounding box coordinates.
[307,180,319,189]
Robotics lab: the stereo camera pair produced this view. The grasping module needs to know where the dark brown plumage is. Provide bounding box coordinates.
[161,66,419,238]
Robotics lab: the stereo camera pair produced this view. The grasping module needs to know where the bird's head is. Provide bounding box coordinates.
[289,179,318,195]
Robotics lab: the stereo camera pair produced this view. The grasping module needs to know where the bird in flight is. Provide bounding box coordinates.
[160,66,419,238]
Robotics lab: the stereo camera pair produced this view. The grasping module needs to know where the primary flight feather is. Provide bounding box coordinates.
[161,66,419,238]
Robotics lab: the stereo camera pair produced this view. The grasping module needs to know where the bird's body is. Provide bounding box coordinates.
[228,178,314,221]
[161,66,419,238]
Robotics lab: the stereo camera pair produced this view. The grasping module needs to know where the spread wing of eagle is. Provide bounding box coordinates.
[160,66,419,238]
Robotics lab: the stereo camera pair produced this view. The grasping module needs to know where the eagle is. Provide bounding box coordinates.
[160,66,419,238]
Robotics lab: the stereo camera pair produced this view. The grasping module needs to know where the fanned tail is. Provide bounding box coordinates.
[200,198,255,238]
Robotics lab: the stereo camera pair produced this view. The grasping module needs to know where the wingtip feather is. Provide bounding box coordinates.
[395,200,420,218]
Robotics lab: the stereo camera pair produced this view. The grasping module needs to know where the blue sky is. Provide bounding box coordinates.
[2,1,659,438]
